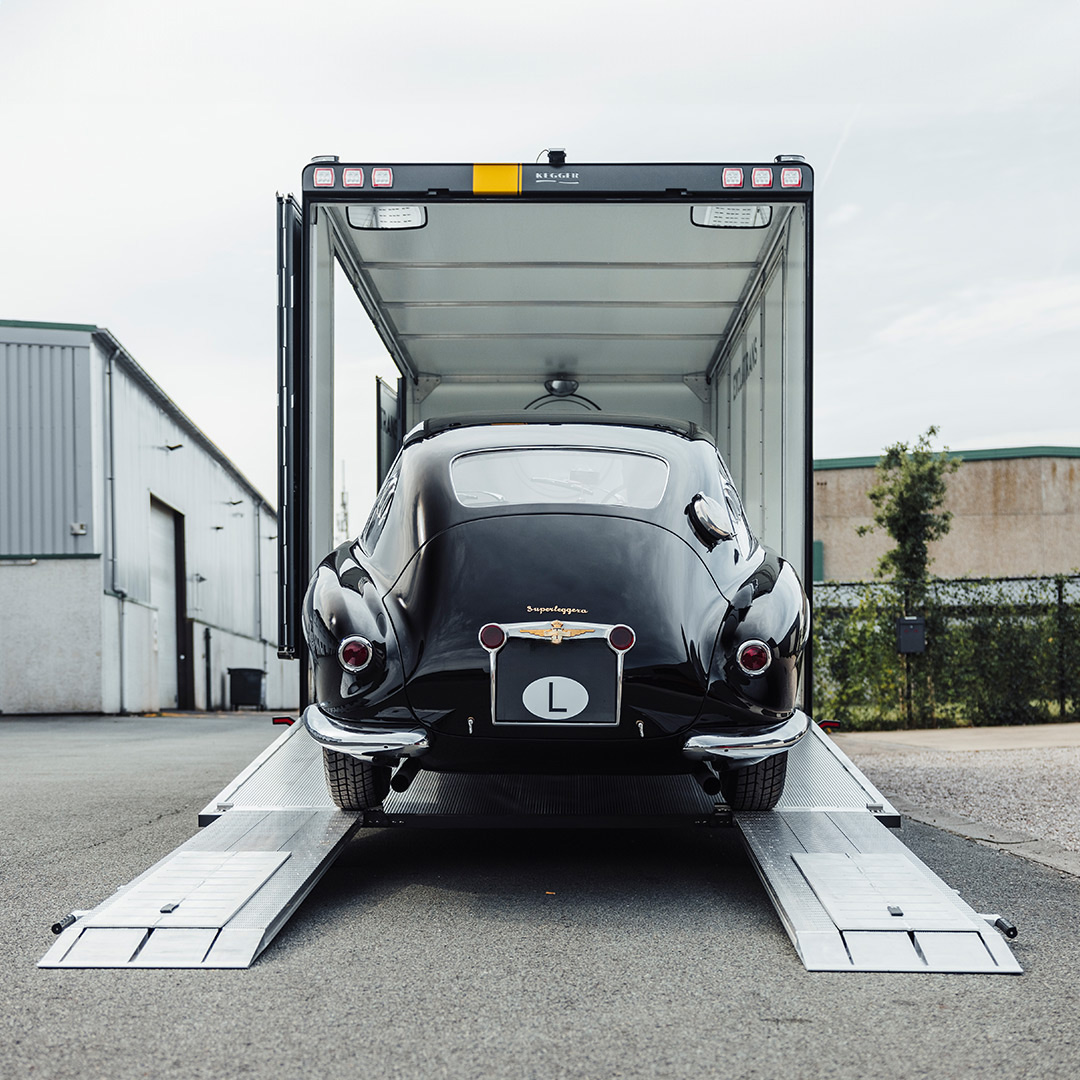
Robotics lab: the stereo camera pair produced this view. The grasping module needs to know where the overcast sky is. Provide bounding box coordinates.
[2,0,1078,513]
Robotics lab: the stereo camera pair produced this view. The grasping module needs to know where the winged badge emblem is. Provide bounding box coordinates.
[519,620,595,645]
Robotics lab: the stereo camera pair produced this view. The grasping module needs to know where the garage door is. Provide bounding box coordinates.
[149,499,179,710]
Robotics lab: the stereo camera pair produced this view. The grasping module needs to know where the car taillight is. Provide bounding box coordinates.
[338,636,373,672]
[607,625,635,652]
[736,640,771,675]
[479,623,506,650]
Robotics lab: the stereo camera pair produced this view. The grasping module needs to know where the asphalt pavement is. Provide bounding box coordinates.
[3,714,1080,1080]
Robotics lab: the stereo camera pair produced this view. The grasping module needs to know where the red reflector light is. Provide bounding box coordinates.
[479,623,506,650]
[342,168,364,187]
[736,641,771,675]
[371,168,393,188]
[751,168,772,188]
[780,167,802,188]
[608,625,635,652]
[338,636,373,671]
[722,167,743,187]
[272,716,295,726]
[313,167,335,187]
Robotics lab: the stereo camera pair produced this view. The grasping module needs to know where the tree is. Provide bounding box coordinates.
[857,425,959,612]
[856,426,959,727]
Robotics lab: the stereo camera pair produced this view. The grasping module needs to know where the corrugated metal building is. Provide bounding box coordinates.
[0,320,298,714]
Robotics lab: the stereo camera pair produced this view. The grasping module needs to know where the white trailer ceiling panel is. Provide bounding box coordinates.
[327,202,782,381]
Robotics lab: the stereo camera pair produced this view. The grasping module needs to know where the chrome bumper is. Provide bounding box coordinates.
[303,704,429,763]
[682,710,811,764]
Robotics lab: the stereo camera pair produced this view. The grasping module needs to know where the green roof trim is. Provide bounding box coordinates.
[814,446,1080,471]
[0,318,98,333]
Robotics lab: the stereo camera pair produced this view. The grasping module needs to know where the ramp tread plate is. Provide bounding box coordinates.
[202,722,334,819]
[737,812,840,935]
[792,852,976,932]
[134,927,220,966]
[737,810,1022,974]
[82,851,290,929]
[40,808,361,969]
[777,724,898,819]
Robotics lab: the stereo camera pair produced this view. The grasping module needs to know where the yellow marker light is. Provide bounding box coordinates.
[473,163,521,195]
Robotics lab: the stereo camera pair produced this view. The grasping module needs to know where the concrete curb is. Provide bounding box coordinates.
[888,794,1080,878]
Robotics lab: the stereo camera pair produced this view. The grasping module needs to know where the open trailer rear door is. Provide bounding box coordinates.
[276,194,304,659]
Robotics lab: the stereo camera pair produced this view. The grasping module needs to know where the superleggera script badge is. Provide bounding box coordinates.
[527,605,589,616]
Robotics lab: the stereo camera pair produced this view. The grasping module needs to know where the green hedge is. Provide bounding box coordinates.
[812,576,1080,729]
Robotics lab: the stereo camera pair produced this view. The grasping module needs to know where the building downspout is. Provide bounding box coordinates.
[253,497,263,643]
[106,348,126,715]
[204,626,213,710]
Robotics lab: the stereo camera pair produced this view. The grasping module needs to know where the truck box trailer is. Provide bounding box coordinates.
[276,154,813,672]
[33,157,1024,974]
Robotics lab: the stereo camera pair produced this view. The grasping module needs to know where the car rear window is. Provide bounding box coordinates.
[450,448,669,509]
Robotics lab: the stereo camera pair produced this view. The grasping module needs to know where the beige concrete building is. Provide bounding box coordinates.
[812,448,1080,582]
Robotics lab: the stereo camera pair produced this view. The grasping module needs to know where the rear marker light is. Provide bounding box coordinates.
[371,168,393,188]
[313,167,335,187]
[342,168,364,187]
[338,636,373,672]
[722,167,743,188]
[736,640,772,675]
[479,623,506,651]
[608,625,635,652]
[751,168,772,188]
[780,168,802,188]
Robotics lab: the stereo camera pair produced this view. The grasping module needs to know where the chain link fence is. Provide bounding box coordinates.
[812,576,1080,729]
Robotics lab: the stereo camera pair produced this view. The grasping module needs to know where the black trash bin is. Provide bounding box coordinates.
[228,667,266,710]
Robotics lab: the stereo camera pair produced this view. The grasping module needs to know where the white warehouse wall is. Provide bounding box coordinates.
[0,321,299,715]
[0,557,105,713]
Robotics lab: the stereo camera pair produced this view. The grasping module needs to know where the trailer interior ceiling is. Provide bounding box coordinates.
[327,201,785,380]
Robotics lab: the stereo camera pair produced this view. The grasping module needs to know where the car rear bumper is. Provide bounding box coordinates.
[682,709,810,763]
[303,704,430,763]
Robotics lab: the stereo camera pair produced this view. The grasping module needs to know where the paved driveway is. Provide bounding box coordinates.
[3,715,1079,1080]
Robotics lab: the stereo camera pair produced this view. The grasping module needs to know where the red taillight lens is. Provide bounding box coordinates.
[479,623,506,650]
[736,641,771,675]
[338,636,373,672]
[608,625,635,652]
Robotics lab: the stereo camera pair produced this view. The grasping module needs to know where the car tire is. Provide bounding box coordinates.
[322,748,392,810]
[720,751,788,811]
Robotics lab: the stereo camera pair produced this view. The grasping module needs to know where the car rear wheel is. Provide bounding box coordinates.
[322,748,392,810]
[720,751,788,811]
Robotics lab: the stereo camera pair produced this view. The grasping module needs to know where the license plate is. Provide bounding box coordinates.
[494,639,618,724]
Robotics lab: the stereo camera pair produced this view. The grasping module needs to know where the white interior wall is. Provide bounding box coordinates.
[713,209,808,577]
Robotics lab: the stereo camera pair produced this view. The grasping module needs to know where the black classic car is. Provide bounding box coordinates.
[302,415,810,811]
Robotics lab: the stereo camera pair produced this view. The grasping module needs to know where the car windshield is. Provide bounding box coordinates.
[450,448,670,509]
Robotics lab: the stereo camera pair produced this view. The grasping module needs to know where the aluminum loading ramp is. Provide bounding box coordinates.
[40,722,1021,973]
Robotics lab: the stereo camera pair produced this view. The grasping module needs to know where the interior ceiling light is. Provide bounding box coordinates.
[544,377,579,397]
[346,205,427,230]
[692,205,773,229]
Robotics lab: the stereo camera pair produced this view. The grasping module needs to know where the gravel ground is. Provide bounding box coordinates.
[846,746,1080,853]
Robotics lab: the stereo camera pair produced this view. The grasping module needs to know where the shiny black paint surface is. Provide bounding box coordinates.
[303,419,808,772]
